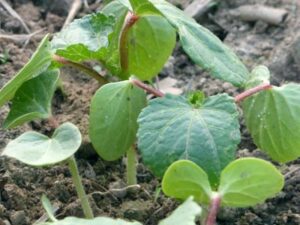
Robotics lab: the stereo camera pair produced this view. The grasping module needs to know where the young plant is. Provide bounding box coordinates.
[161,158,284,225]
[1,123,94,219]
[38,197,201,225]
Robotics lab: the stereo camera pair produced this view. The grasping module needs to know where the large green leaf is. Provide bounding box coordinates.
[51,13,115,62]
[38,217,142,225]
[89,81,146,161]
[2,123,81,166]
[3,70,59,129]
[218,158,284,207]
[148,0,249,87]
[0,35,52,108]
[243,84,300,162]
[122,14,176,80]
[137,94,240,186]
[162,160,212,204]
[159,197,201,225]
[129,0,160,15]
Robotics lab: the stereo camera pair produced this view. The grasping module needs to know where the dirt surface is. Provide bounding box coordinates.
[0,0,300,225]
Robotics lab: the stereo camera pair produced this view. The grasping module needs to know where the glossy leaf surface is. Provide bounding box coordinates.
[89,81,146,161]
[149,0,249,87]
[2,123,81,166]
[3,70,59,129]
[51,13,115,62]
[243,84,300,162]
[159,197,201,225]
[219,158,284,207]
[162,160,212,204]
[0,35,52,108]
[123,14,176,80]
[138,94,240,186]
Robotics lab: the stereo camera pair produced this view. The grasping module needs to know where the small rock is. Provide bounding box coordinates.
[9,211,28,225]
[0,219,11,225]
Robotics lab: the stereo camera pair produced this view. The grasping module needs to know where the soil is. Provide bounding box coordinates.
[0,0,300,225]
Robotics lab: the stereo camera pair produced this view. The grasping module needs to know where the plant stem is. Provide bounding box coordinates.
[130,78,165,97]
[120,12,139,72]
[126,146,137,186]
[67,156,94,219]
[205,193,221,225]
[235,83,272,103]
[52,54,108,85]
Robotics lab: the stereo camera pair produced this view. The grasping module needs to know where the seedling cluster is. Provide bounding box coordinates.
[1,0,299,224]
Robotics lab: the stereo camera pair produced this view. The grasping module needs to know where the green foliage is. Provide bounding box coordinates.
[162,158,284,207]
[38,197,201,225]
[2,123,81,166]
[124,14,176,80]
[3,70,59,129]
[41,195,58,222]
[51,13,115,62]
[0,35,52,108]
[137,93,240,186]
[89,81,146,161]
[245,65,270,88]
[243,83,300,162]
[148,0,250,87]
[162,160,212,204]
[219,158,284,207]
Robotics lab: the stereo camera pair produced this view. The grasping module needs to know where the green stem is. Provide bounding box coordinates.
[67,156,94,219]
[52,54,108,85]
[126,146,138,186]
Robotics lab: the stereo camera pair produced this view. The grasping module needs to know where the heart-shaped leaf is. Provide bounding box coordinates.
[218,158,284,207]
[89,81,146,161]
[122,14,176,80]
[3,70,59,129]
[159,197,201,225]
[148,0,249,87]
[0,35,52,108]
[2,123,81,166]
[162,160,212,204]
[137,93,240,186]
[51,13,115,62]
[242,84,300,162]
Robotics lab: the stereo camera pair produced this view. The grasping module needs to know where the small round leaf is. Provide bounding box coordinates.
[218,158,284,207]
[162,160,212,204]
[2,123,81,166]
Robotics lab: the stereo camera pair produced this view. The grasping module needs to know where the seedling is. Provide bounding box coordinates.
[38,197,201,225]
[0,0,299,222]
[1,123,94,219]
[162,158,284,225]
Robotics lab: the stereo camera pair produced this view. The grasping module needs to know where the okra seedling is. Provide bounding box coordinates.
[162,158,284,225]
[1,123,94,219]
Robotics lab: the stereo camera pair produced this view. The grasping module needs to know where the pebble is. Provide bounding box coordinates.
[9,211,28,225]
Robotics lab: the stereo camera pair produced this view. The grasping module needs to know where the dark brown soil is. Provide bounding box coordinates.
[0,0,300,225]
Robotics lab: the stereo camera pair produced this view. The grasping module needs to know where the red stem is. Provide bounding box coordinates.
[205,193,222,225]
[130,78,164,97]
[235,83,272,103]
[120,12,139,72]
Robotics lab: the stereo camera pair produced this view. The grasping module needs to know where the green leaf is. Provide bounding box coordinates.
[2,123,81,166]
[242,84,300,162]
[3,70,59,129]
[129,0,160,15]
[102,1,128,76]
[245,65,270,89]
[149,0,249,87]
[0,35,52,108]
[41,195,57,222]
[137,94,240,186]
[89,81,146,161]
[218,158,284,207]
[38,217,142,225]
[123,14,176,80]
[51,13,115,62]
[159,197,201,225]
[162,160,212,204]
